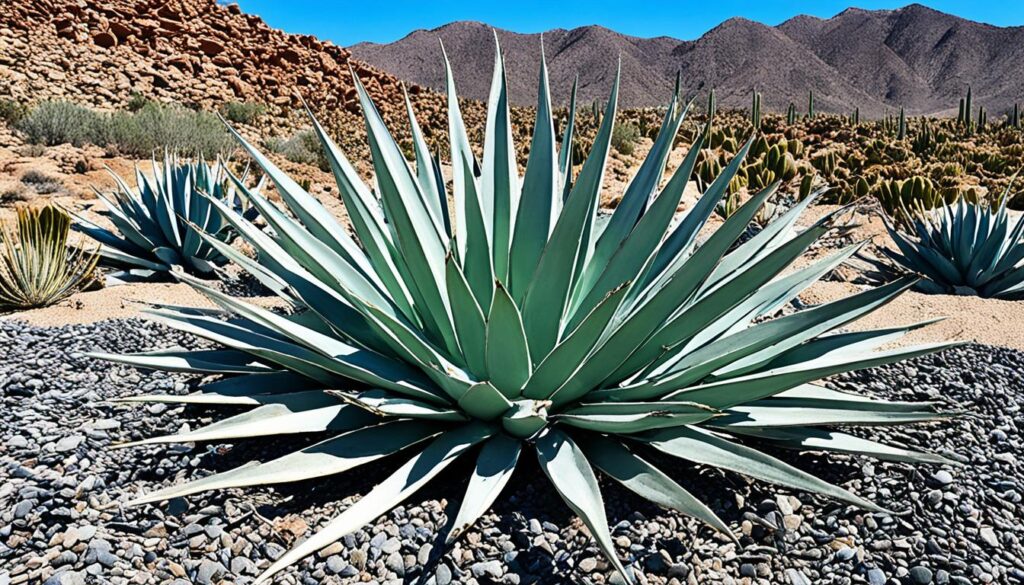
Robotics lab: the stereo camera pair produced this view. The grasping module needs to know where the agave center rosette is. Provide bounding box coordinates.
[97,39,958,584]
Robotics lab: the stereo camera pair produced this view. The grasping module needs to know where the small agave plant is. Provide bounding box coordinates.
[98,41,957,583]
[0,204,99,310]
[884,185,1024,299]
[74,154,260,281]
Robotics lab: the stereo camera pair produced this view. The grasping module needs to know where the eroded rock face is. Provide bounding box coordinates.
[0,0,448,139]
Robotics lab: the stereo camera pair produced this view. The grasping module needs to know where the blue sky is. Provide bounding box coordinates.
[234,1,1024,46]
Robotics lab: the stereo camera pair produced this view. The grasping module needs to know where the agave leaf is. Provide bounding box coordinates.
[446,433,521,544]
[329,389,467,422]
[556,400,720,433]
[175,277,448,404]
[458,154,496,310]
[606,203,841,384]
[523,284,630,399]
[224,127,376,281]
[567,120,704,327]
[521,64,620,360]
[351,69,460,356]
[579,434,734,539]
[673,242,867,358]
[712,403,948,428]
[485,283,532,395]
[304,105,418,319]
[549,185,777,408]
[445,255,489,376]
[128,420,440,506]
[441,40,480,260]
[254,422,494,585]
[481,32,520,283]
[610,276,918,400]
[535,428,633,583]
[661,342,958,409]
[458,382,513,421]
[637,134,752,294]
[115,391,377,448]
[573,90,689,309]
[558,75,579,201]
[509,44,558,299]
[90,348,270,375]
[727,426,955,465]
[403,87,449,238]
[640,426,886,512]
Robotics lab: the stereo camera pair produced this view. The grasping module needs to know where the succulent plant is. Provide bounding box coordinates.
[73,154,260,281]
[98,45,956,584]
[884,186,1024,299]
[0,204,99,310]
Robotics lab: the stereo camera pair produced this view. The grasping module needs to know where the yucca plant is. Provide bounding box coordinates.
[97,42,956,584]
[884,185,1024,299]
[0,204,99,310]
[74,154,260,281]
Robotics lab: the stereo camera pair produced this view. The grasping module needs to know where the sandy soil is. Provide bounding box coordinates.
[1,282,282,327]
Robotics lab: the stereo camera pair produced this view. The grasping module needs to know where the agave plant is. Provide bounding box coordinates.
[74,154,259,281]
[0,204,99,310]
[97,42,956,583]
[883,187,1024,299]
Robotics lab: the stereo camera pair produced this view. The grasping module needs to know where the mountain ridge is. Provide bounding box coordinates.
[350,4,1024,116]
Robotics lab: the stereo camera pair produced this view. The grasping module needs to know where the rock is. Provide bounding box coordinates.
[867,568,887,585]
[930,470,954,487]
[92,31,117,48]
[979,527,998,547]
[910,566,934,584]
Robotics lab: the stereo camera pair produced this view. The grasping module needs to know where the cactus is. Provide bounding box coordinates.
[798,172,816,200]
[750,90,762,129]
[897,107,906,140]
[978,105,987,132]
[807,90,815,119]
[854,107,860,126]
[1011,103,1021,129]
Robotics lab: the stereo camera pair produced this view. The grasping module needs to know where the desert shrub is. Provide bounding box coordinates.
[264,129,329,171]
[611,121,640,155]
[99,103,234,157]
[0,99,27,126]
[16,101,102,147]
[20,169,64,195]
[126,92,152,112]
[16,101,233,157]
[222,101,266,125]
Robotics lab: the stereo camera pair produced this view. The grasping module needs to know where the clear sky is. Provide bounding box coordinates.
[233,1,1024,46]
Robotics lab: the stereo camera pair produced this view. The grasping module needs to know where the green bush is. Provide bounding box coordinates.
[264,129,329,171]
[126,92,152,112]
[0,99,27,126]
[16,101,101,147]
[16,101,233,157]
[611,121,640,155]
[222,101,266,125]
[99,103,233,157]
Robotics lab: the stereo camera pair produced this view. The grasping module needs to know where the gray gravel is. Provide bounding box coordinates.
[1,317,1023,584]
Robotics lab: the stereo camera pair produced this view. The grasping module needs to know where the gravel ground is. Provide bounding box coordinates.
[1,318,1023,585]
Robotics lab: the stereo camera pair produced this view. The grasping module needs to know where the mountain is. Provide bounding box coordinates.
[350,4,1024,116]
